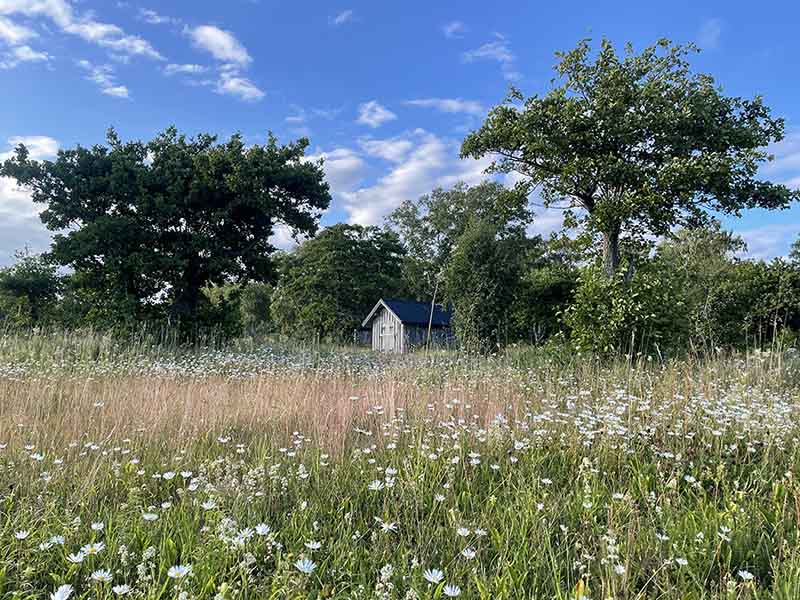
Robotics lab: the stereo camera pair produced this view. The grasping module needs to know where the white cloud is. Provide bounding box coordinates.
[331,9,354,26]
[462,35,521,81]
[737,223,800,260]
[269,223,303,251]
[188,25,251,66]
[338,129,494,225]
[0,135,58,161]
[358,137,413,163]
[215,69,264,102]
[0,134,59,264]
[138,8,178,26]
[305,148,367,193]
[0,15,48,69]
[164,63,208,76]
[405,97,484,116]
[763,131,800,190]
[0,42,48,67]
[0,0,163,60]
[185,25,263,102]
[356,101,397,129]
[0,14,35,44]
[442,20,466,39]
[698,18,722,50]
[76,59,129,98]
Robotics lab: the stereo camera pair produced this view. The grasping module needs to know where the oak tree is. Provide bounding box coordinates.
[461,39,797,278]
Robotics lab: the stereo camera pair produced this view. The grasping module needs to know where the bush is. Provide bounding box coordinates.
[563,262,687,356]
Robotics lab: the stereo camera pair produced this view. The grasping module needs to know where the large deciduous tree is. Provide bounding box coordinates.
[443,219,524,354]
[461,39,798,278]
[270,224,406,341]
[1,127,331,328]
[386,181,532,299]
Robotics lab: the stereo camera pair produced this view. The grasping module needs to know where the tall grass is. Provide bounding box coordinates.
[0,332,799,598]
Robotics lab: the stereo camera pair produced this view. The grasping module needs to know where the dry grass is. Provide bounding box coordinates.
[2,338,800,598]
[0,373,518,453]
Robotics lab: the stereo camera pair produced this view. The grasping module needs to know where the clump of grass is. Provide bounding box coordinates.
[0,335,799,598]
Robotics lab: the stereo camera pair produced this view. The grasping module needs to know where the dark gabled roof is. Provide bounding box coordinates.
[362,298,452,328]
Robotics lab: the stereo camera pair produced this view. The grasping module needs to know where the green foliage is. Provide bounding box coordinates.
[790,235,800,264]
[698,259,800,349]
[271,224,406,341]
[508,236,578,344]
[461,38,797,277]
[444,220,523,354]
[653,225,800,350]
[387,181,532,300]
[0,250,62,327]
[239,282,274,334]
[1,127,330,333]
[201,283,244,339]
[563,262,687,355]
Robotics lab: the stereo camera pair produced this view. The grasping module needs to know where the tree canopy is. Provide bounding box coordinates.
[461,38,798,277]
[0,250,61,327]
[386,181,532,299]
[271,224,406,341]
[1,127,330,329]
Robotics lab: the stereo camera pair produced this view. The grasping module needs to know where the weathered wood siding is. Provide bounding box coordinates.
[371,307,404,353]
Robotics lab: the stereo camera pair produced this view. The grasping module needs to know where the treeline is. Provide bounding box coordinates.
[3,182,799,355]
[1,38,799,355]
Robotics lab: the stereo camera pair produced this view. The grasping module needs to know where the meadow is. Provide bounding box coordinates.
[1,332,800,599]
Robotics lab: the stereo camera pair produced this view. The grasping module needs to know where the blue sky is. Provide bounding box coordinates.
[1,0,799,265]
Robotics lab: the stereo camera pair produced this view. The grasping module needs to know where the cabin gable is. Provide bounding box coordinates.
[362,298,454,354]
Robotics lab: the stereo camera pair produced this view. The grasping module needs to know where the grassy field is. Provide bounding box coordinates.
[1,332,800,599]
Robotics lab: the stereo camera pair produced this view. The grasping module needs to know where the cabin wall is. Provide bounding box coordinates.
[403,325,455,352]
[370,307,403,353]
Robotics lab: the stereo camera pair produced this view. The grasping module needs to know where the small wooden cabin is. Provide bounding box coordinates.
[361,298,453,353]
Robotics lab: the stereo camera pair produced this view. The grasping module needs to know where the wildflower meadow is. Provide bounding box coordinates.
[1,333,799,599]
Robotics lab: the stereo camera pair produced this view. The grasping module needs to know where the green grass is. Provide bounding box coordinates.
[1,334,799,598]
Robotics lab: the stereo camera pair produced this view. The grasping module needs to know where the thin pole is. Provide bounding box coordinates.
[426,277,439,356]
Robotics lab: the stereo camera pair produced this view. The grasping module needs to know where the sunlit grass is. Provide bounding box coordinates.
[1,333,799,598]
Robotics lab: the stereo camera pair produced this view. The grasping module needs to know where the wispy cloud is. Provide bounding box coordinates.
[164,63,208,76]
[0,15,48,69]
[76,59,130,98]
[0,0,163,60]
[356,101,397,129]
[358,136,414,163]
[405,97,484,116]
[442,20,466,39]
[0,43,48,68]
[331,9,354,26]
[698,18,722,50]
[764,131,800,190]
[331,130,494,225]
[185,25,264,102]
[215,67,265,102]
[138,8,180,27]
[0,15,36,44]
[738,223,800,260]
[462,34,520,81]
[188,25,251,66]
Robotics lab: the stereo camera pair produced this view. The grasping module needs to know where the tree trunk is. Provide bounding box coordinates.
[602,225,621,278]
